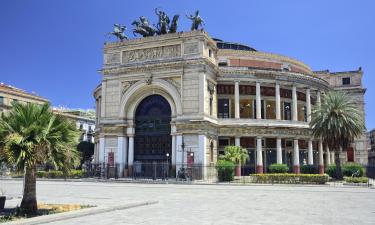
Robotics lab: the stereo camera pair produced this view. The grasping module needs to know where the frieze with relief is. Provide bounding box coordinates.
[122,45,181,64]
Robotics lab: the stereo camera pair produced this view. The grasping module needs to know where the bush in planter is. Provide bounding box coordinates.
[268,164,289,173]
[216,160,235,182]
[342,163,364,177]
[251,174,329,184]
[301,165,318,174]
[344,176,368,183]
[325,164,337,178]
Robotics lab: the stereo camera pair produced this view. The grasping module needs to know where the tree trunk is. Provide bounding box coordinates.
[20,165,37,215]
[235,163,241,176]
[335,151,343,180]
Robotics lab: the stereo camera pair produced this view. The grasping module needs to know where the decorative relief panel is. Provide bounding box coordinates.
[121,80,138,94]
[219,127,311,137]
[183,42,199,55]
[122,45,181,64]
[104,52,121,65]
[165,78,181,94]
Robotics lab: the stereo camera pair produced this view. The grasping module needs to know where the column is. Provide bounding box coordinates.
[306,88,311,122]
[276,138,282,164]
[292,85,298,121]
[318,140,324,174]
[293,139,300,174]
[308,139,313,165]
[235,137,241,146]
[317,91,321,106]
[234,81,240,119]
[256,137,263,174]
[331,151,335,165]
[199,135,208,179]
[175,135,183,175]
[127,135,134,174]
[256,82,261,119]
[171,135,176,166]
[326,146,331,166]
[117,136,127,177]
[275,82,281,120]
[99,137,105,163]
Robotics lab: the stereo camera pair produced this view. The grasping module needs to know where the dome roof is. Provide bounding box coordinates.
[213,38,256,52]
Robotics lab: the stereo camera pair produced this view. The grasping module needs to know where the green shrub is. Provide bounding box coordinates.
[216,160,235,182]
[268,164,289,173]
[36,170,83,179]
[325,164,337,178]
[301,165,318,174]
[251,173,329,184]
[344,176,368,183]
[342,163,364,177]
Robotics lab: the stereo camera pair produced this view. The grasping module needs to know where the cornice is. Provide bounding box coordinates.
[217,49,312,73]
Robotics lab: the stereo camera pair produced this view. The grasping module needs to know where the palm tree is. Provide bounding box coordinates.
[0,103,79,214]
[220,145,249,176]
[310,91,365,179]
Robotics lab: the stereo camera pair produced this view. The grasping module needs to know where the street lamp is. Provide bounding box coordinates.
[166,152,170,179]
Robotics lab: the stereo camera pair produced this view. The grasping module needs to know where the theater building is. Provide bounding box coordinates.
[93,30,367,177]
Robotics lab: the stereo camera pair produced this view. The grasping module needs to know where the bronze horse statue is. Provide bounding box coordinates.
[107,24,127,41]
[132,16,157,37]
[169,15,179,33]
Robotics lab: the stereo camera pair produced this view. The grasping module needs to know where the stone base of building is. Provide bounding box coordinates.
[256,165,263,174]
[293,165,300,174]
[319,165,325,174]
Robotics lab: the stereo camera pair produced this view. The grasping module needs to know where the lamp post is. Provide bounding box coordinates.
[166,153,170,179]
[181,136,185,168]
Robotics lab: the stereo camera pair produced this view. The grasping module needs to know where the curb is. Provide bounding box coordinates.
[3,201,158,225]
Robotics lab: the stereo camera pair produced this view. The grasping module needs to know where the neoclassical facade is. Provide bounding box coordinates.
[93,31,367,177]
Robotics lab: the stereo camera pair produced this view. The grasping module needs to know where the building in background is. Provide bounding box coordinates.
[94,30,367,178]
[368,129,375,166]
[52,108,96,143]
[0,82,48,113]
[314,69,368,164]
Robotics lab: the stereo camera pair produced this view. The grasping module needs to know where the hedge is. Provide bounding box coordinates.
[36,170,84,179]
[326,163,365,178]
[268,164,289,173]
[216,160,235,182]
[301,165,318,174]
[251,173,329,184]
[342,163,365,177]
[344,176,368,184]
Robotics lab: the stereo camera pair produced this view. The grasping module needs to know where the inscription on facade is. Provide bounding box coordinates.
[122,45,181,64]
[183,42,199,55]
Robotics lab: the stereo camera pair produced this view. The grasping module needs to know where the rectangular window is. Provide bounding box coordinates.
[218,62,228,67]
[218,99,230,118]
[0,96,4,105]
[265,100,276,119]
[342,77,351,85]
[283,102,292,120]
[240,99,253,118]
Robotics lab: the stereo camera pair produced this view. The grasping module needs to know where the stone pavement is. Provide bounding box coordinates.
[1,180,374,225]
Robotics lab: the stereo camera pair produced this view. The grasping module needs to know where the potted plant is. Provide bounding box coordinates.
[0,188,6,211]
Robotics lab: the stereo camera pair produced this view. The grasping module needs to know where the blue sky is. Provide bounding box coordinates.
[0,0,374,130]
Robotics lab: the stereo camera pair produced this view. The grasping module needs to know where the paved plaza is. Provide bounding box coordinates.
[1,180,375,225]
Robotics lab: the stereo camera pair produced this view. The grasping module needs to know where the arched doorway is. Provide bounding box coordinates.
[134,94,172,177]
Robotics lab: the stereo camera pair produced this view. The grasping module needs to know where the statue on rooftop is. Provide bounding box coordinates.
[186,10,205,31]
[169,15,179,33]
[108,24,128,41]
[155,8,170,34]
[155,8,180,34]
[132,16,157,37]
